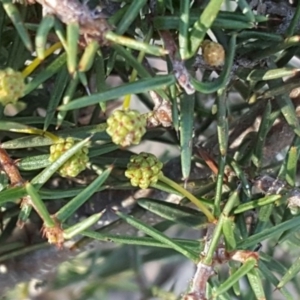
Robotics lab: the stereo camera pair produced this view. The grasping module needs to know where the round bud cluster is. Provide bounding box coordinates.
[125,152,163,189]
[201,40,225,67]
[106,109,146,147]
[0,68,25,105]
[49,137,89,177]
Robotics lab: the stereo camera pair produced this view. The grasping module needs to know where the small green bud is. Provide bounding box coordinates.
[0,68,25,105]
[125,152,163,189]
[106,109,146,147]
[49,137,89,178]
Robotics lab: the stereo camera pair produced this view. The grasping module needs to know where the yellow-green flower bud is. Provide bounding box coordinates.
[0,68,25,105]
[106,109,146,147]
[125,152,163,189]
[201,40,225,67]
[49,137,89,178]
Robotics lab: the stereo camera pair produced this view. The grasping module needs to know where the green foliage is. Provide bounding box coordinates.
[1,0,300,299]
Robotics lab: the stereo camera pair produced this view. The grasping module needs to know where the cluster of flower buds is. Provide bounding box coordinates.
[106,109,147,147]
[0,68,25,105]
[125,152,163,189]
[201,40,225,67]
[49,137,89,177]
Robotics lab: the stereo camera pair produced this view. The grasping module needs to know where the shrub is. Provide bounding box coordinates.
[1,0,300,299]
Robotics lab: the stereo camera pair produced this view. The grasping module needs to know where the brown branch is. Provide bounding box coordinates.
[0,146,24,186]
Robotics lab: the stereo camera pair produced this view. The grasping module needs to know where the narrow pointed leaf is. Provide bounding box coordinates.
[259,260,293,300]
[66,22,79,74]
[56,73,79,128]
[116,0,147,35]
[213,156,227,216]
[179,94,194,179]
[234,194,282,214]
[154,14,259,31]
[268,77,300,134]
[94,50,108,112]
[229,263,241,296]
[115,210,199,262]
[205,189,239,265]
[1,124,108,149]
[137,198,208,228]
[24,53,67,96]
[105,31,168,56]
[254,204,273,234]
[17,154,50,170]
[25,182,55,228]
[237,0,255,22]
[54,18,67,49]
[113,44,151,78]
[179,0,190,59]
[237,68,300,81]
[238,215,300,248]
[208,276,232,300]
[0,186,26,204]
[286,0,300,36]
[35,14,55,59]
[40,186,106,200]
[285,137,300,186]
[44,66,69,130]
[277,256,300,289]
[63,210,105,239]
[222,216,236,251]
[81,230,201,251]
[55,166,112,222]
[2,0,32,51]
[252,101,272,169]
[58,74,175,111]
[17,200,32,226]
[78,40,99,72]
[217,88,228,156]
[212,258,256,297]
[247,267,266,300]
[189,0,223,57]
